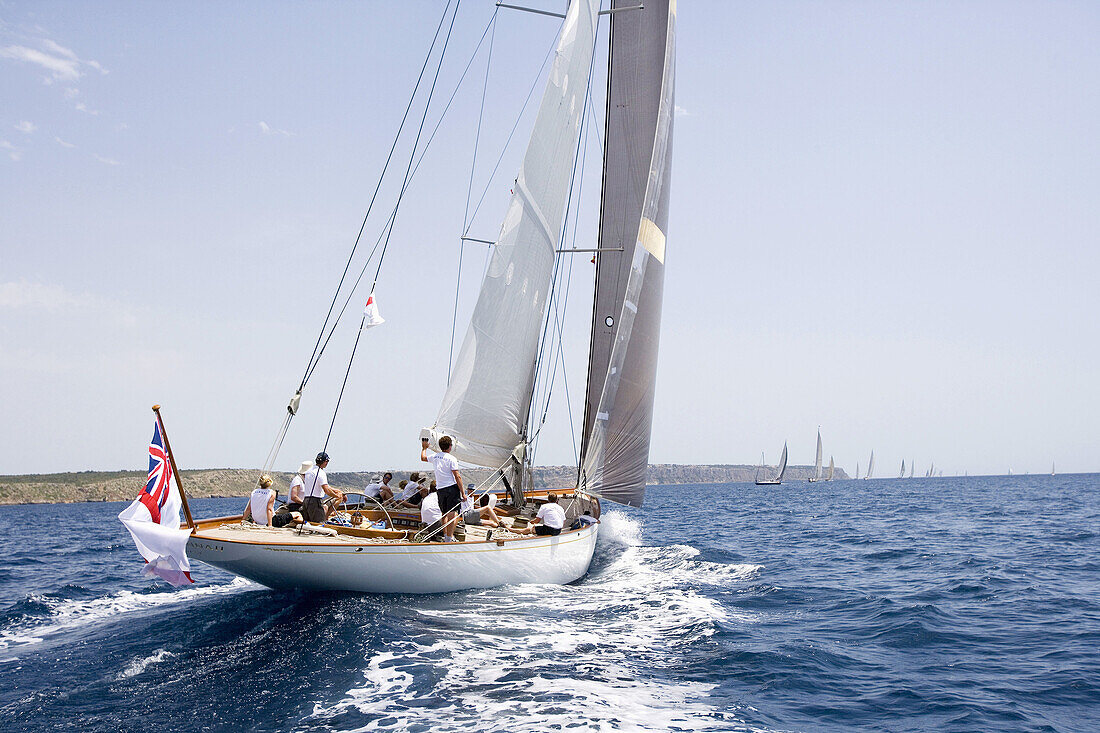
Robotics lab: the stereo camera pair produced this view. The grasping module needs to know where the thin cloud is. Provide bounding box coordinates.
[258,121,292,137]
[75,101,99,116]
[93,153,121,166]
[0,39,107,83]
[674,105,691,118]
[0,281,81,310]
[55,136,75,148]
[0,44,80,81]
[1,139,21,161]
[14,121,36,134]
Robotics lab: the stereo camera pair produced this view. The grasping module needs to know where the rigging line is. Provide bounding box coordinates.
[545,94,601,464]
[322,312,368,453]
[526,11,602,455]
[542,106,596,465]
[464,32,559,233]
[320,1,463,448]
[302,0,475,387]
[297,0,455,395]
[587,87,604,155]
[463,9,498,233]
[446,238,464,386]
[369,0,463,289]
[450,8,498,385]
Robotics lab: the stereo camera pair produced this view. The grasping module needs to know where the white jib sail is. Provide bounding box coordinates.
[433,0,601,468]
[814,430,823,480]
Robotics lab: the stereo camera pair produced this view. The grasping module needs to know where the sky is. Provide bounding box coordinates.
[1,0,1098,478]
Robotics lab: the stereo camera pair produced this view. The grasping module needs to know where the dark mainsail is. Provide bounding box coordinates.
[579,0,675,507]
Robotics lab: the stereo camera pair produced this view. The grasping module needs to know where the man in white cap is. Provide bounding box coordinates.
[287,460,311,513]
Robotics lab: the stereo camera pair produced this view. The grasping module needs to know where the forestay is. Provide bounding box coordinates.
[433,0,601,470]
[580,0,676,507]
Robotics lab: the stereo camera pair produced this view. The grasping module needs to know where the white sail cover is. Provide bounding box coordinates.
[579,0,676,507]
[433,0,600,468]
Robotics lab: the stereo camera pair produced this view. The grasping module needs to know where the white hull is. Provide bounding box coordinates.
[187,524,599,594]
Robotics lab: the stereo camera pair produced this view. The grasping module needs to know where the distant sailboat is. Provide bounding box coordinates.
[865,450,875,479]
[1051,462,1056,476]
[909,461,914,479]
[807,429,823,482]
[855,462,860,480]
[826,456,835,481]
[899,459,906,479]
[755,442,788,486]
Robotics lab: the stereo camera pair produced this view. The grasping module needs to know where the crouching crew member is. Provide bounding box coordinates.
[517,493,566,536]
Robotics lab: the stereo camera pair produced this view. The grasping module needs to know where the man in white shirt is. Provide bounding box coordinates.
[287,460,311,512]
[421,435,466,542]
[301,452,344,524]
[363,476,385,499]
[420,486,443,539]
[517,493,567,537]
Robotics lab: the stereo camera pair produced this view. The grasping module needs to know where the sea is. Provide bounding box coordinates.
[0,476,1097,733]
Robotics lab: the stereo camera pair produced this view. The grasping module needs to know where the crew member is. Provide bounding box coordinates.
[242,474,276,526]
[421,435,465,543]
[301,452,344,524]
[516,493,566,536]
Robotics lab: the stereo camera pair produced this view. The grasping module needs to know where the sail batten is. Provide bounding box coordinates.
[433,0,601,470]
[579,0,676,507]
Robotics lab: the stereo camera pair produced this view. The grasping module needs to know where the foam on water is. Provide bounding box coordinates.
[0,577,259,656]
[311,511,771,732]
[118,649,174,679]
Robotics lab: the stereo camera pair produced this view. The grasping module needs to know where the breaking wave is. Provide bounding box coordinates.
[0,577,259,657]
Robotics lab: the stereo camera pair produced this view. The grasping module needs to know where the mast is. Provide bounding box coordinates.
[578,0,676,507]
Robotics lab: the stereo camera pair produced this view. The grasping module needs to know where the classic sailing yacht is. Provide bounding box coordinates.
[755,442,788,485]
[180,0,677,593]
[864,450,875,479]
[807,429,824,482]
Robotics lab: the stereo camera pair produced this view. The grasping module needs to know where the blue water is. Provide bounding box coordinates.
[1,476,1098,732]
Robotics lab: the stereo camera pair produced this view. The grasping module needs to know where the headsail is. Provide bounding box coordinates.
[866,450,875,479]
[813,430,823,481]
[775,442,788,482]
[433,0,601,471]
[579,0,676,507]
[826,456,834,481]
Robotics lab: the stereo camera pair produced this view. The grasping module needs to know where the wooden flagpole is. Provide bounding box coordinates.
[152,405,195,530]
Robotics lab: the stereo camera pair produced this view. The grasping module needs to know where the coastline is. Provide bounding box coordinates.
[0,464,847,506]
